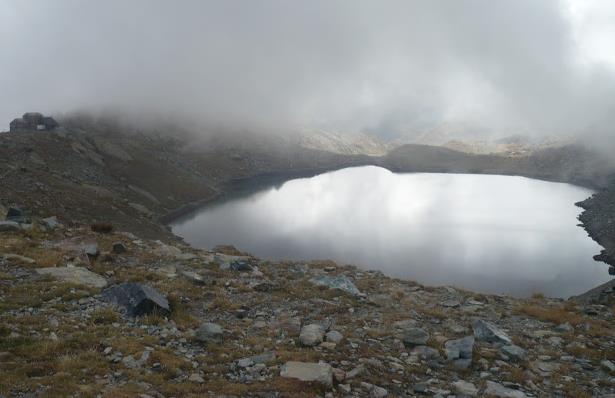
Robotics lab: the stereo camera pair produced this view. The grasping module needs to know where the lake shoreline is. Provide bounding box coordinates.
[170,167,607,298]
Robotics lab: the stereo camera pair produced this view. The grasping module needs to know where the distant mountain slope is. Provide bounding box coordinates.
[1,115,613,241]
[296,129,389,156]
[383,144,614,188]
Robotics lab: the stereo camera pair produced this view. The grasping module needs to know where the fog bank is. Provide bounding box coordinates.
[2,1,615,144]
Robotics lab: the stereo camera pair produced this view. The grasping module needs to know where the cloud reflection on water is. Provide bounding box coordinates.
[172,166,609,297]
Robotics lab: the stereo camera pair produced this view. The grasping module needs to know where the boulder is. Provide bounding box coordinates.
[36,267,107,289]
[6,206,25,223]
[40,216,59,231]
[403,328,429,347]
[484,381,527,398]
[235,351,276,368]
[196,322,223,344]
[230,260,253,272]
[181,270,205,285]
[554,322,573,333]
[100,283,170,316]
[473,319,512,344]
[501,344,527,362]
[2,254,36,264]
[299,324,325,346]
[444,336,474,369]
[55,238,99,257]
[129,202,152,216]
[411,346,441,360]
[0,221,21,232]
[601,360,615,373]
[280,361,333,387]
[452,380,478,397]
[112,242,127,254]
[310,275,362,296]
[325,330,343,344]
[363,383,388,397]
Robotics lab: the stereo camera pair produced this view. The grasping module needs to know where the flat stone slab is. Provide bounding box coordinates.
[403,328,429,347]
[2,254,36,264]
[0,221,21,232]
[53,238,99,257]
[310,275,362,296]
[100,282,169,316]
[473,319,512,344]
[195,322,223,344]
[484,381,527,398]
[36,267,107,288]
[299,324,325,346]
[280,361,332,386]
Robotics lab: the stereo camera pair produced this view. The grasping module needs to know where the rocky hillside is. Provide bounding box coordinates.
[1,223,615,397]
[296,129,389,157]
[2,121,611,241]
[2,116,615,396]
[384,144,614,189]
[577,179,615,279]
[0,120,371,240]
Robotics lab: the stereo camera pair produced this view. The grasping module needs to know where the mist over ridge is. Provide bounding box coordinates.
[2,0,615,148]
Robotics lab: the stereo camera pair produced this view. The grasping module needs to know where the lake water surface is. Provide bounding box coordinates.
[172,166,609,297]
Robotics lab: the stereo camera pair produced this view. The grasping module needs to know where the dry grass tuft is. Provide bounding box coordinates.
[515,304,583,326]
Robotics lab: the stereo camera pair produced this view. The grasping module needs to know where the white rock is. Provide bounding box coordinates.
[484,381,527,398]
[280,361,332,386]
[188,373,204,383]
[453,380,478,397]
[602,360,615,373]
[299,324,324,346]
[325,330,343,344]
[36,267,107,288]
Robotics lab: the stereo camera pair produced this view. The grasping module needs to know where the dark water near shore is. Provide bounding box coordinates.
[172,166,609,297]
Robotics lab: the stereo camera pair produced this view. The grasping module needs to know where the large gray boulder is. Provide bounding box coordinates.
[473,319,511,344]
[0,221,21,232]
[310,275,362,296]
[280,361,333,387]
[6,206,25,223]
[452,380,478,397]
[196,322,224,344]
[100,283,169,316]
[444,336,474,369]
[299,324,325,346]
[501,344,527,362]
[36,267,107,289]
[484,381,527,397]
[41,216,59,231]
[402,328,429,347]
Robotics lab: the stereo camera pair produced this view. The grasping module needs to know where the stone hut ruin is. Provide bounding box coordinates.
[9,112,59,132]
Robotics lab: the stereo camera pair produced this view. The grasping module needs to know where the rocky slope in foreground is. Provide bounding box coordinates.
[1,223,615,398]
[2,119,615,397]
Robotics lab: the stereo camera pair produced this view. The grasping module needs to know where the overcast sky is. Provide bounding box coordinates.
[1,1,615,141]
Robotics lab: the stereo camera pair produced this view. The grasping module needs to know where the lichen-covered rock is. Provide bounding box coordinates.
[501,344,527,362]
[473,319,511,344]
[41,216,59,231]
[403,328,429,347]
[100,282,169,316]
[444,336,474,369]
[484,381,527,397]
[299,323,325,346]
[196,322,223,344]
[280,361,332,387]
[310,275,361,296]
[36,267,107,288]
[0,221,20,232]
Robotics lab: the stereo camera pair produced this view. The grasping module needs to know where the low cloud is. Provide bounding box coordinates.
[1,0,615,143]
